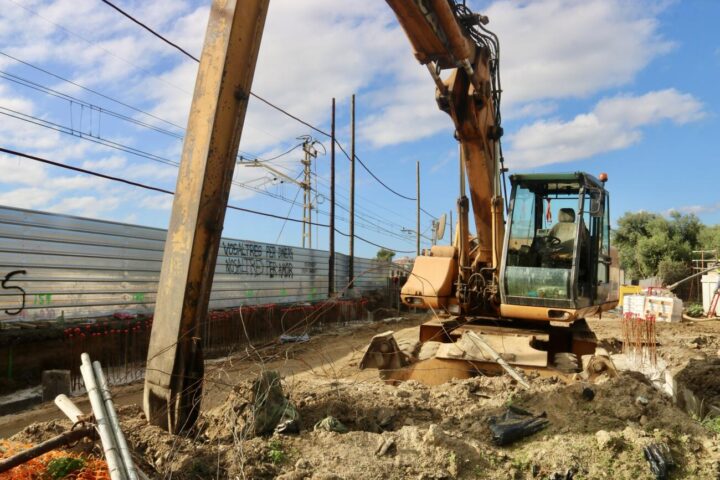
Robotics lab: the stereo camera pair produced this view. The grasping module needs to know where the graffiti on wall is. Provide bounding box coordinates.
[222,241,294,278]
[2,269,27,315]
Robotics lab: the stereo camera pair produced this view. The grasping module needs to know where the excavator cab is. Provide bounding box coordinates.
[500,172,616,322]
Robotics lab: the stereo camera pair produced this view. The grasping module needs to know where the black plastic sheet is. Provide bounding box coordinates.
[488,405,549,446]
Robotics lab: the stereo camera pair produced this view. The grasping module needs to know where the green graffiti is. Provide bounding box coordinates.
[307,287,318,301]
[245,290,255,298]
[280,288,288,297]
[33,293,52,305]
[132,292,145,302]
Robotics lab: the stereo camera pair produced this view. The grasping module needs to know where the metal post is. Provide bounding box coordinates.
[143,0,268,434]
[416,160,420,257]
[349,94,355,289]
[329,98,336,296]
[449,210,453,246]
[301,140,315,249]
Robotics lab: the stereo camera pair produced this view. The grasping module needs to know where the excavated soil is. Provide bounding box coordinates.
[6,313,720,479]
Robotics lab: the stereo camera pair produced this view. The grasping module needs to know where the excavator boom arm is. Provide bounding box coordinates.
[386,0,504,270]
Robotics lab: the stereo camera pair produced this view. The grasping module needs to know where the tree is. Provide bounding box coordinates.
[699,225,720,254]
[376,248,396,262]
[613,211,703,282]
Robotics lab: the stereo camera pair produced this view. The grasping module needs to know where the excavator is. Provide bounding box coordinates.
[144,0,619,433]
[360,1,619,384]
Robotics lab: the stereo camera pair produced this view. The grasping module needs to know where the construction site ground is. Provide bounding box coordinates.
[3,312,720,479]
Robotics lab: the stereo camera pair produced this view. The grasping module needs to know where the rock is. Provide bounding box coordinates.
[395,389,411,398]
[635,396,649,406]
[375,437,395,456]
[423,424,448,446]
[314,416,348,433]
[596,430,613,449]
[277,472,308,480]
[295,459,311,470]
[639,415,648,426]
[581,387,595,401]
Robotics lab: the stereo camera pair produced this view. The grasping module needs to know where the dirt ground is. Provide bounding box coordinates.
[5,313,720,479]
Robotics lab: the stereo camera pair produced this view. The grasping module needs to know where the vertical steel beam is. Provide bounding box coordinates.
[143,0,269,434]
[416,161,421,257]
[328,99,336,296]
[348,94,355,288]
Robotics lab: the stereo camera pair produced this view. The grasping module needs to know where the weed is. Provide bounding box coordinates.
[267,439,286,465]
[701,416,720,435]
[46,457,85,478]
[685,304,705,318]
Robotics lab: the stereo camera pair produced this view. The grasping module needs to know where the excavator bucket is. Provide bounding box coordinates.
[360,321,618,386]
[359,331,409,372]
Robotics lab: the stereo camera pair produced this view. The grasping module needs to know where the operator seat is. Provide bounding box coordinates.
[549,208,577,256]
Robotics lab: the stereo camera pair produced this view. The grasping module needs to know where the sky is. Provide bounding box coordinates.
[0,0,717,259]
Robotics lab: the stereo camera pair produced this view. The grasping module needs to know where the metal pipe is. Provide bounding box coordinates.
[416,161,421,257]
[329,98,336,296]
[425,63,447,95]
[349,94,355,288]
[465,331,530,389]
[667,263,719,291]
[93,360,138,480]
[81,353,127,480]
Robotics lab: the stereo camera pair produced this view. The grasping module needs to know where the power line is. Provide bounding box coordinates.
[0,69,184,139]
[333,140,417,201]
[0,97,413,244]
[4,1,426,249]
[99,0,200,62]
[0,146,415,253]
[98,0,331,139]
[97,0,423,204]
[0,50,185,132]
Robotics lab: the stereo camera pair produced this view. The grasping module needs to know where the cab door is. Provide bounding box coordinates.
[595,193,611,304]
[577,187,609,306]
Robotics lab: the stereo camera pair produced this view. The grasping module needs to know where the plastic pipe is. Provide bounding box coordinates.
[54,394,83,423]
[93,360,138,480]
[80,353,127,480]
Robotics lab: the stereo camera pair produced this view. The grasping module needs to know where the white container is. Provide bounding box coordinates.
[701,273,720,316]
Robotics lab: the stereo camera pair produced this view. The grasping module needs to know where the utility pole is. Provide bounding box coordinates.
[416,160,420,257]
[301,139,317,248]
[143,0,268,434]
[328,98,336,297]
[240,146,313,248]
[349,94,355,288]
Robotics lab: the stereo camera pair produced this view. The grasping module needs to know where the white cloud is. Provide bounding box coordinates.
[138,193,173,211]
[47,195,121,217]
[487,0,673,106]
[0,187,55,209]
[0,0,700,226]
[430,148,457,173]
[81,156,127,170]
[507,89,704,168]
[360,0,675,144]
[504,101,558,121]
[668,203,720,216]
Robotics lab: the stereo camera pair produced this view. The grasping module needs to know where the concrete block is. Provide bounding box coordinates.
[42,369,71,402]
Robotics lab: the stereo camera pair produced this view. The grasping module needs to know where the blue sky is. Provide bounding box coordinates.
[0,0,717,259]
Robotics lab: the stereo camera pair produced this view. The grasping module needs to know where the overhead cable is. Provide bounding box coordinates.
[0,146,415,254]
[98,0,422,204]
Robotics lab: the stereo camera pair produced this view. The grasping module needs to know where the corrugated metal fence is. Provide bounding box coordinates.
[0,205,390,323]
